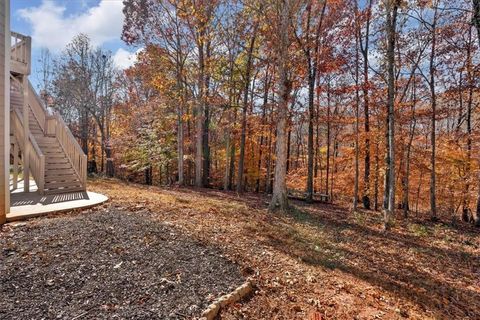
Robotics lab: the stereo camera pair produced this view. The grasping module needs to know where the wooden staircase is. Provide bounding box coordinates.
[9,32,87,195]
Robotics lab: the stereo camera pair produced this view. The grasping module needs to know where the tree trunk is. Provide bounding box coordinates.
[384,0,399,230]
[256,68,270,192]
[237,31,257,192]
[105,140,114,177]
[473,0,480,226]
[325,80,331,196]
[266,102,274,194]
[462,26,474,222]
[195,39,205,187]
[361,0,372,209]
[269,0,292,212]
[306,73,315,202]
[202,41,212,187]
[286,128,292,173]
[202,101,210,186]
[374,136,380,211]
[228,108,238,190]
[429,8,438,221]
[473,0,480,45]
[402,83,416,218]
[353,8,360,212]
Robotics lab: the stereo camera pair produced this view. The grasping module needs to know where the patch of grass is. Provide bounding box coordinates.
[174,197,190,204]
[288,205,317,224]
[408,223,430,237]
[353,211,367,226]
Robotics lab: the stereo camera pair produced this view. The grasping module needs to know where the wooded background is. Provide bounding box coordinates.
[37,0,480,227]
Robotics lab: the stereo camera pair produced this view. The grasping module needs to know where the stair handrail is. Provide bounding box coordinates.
[26,78,87,190]
[11,76,47,134]
[26,81,47,133]
[54,111,87,189]
[11,109,45,193]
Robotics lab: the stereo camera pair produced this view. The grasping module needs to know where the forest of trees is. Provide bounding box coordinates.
[40,0,480,228]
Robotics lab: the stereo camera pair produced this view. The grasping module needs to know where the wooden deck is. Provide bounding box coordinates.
[7,178,107,221]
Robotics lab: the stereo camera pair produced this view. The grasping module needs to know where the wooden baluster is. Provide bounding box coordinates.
[22,76,30,192]
[12,142,19,190]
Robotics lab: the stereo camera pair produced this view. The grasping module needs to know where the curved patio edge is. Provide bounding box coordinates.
[6,191,108,222]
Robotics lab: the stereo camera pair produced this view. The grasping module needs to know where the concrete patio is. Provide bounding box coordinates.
[7,177,108,221]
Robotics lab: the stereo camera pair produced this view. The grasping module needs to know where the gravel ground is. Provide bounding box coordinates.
[0,209,244,320]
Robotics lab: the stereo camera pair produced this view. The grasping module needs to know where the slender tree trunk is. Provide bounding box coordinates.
[256,69,270,192]
[325,81,331,196]
[384,0,399,230]
[473,0,480,45]
[462,26,474,222]
[475,180,480,226]
[202,41,211,187]
[81,108,89,156]
[374,136,380,211]
[224,131,230,190]
[269,0,292,212]
[202,101,210,186]
[266,99,274,193]
[286,128,292,173]
[473,0,480,226]
[353,10,360,212]
[195,39,205,187]
[403,83,416,218]
[305,0,326,201]
[176,76,185,185]
[429,9,438,221]
[306,73,315,202]
[237,31,257,192]
[330,134,338,202]
[361,0,372,209]
[228,107,238,190]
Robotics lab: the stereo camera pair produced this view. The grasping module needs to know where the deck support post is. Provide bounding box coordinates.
[0,0,10,224]
[22,75,29,192]
[12,141,18,190]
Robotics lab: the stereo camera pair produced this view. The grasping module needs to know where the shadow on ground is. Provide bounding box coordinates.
[256,202,480,319]
[10,191,90,207]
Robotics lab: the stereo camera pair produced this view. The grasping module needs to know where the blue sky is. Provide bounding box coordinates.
[10,0,139,86]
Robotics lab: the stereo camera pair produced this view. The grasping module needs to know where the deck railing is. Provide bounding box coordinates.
[25,80,87,190]
[55,112,87,188]
[10,30,86,192]
[27,81,47,133]
[10,31,31,75]
[11,109,45,193]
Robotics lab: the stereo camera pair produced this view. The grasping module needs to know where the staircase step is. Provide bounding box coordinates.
[46,163,72,169]
[45,176,80,183]
[39,144,61,149]
[42,149,64,154]
[45,168,75,175]
[45,180,82,188]
[45,158,70,165]
[43,153,67,159]
[44,186,85,195]
[36,137,56,142]
[38,143,59,148]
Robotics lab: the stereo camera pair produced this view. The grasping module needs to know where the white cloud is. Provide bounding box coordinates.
[113,48,141,70]
[18,0,124,52]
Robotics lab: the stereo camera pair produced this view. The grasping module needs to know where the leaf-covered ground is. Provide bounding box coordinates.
[88,178,480,320]
[4,178,479,319]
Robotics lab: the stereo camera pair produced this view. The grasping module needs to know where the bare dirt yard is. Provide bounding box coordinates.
[2,178,480,319]
[0,209,244,320]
